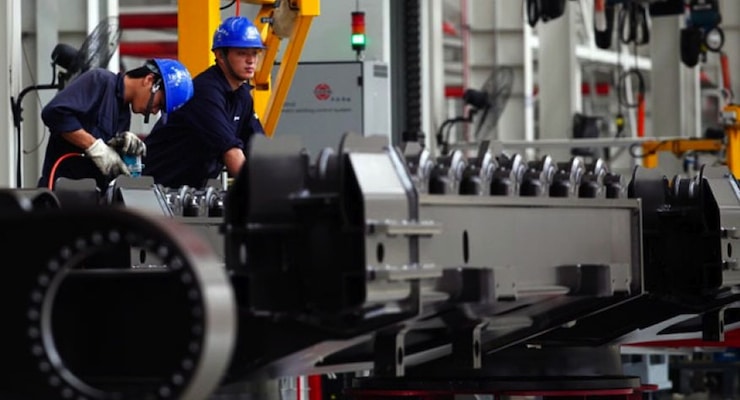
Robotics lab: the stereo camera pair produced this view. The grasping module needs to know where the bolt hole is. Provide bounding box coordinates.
[376,243,385,264]
[728,242,733,258]
[463,230,469,264]
[396,347,404,365]
[239,243,248,266]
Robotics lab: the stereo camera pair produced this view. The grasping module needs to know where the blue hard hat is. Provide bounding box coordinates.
[212,16,265,50]
[150,58,194,114]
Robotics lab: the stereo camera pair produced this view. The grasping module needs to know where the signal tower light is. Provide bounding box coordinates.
[351,11,366,55]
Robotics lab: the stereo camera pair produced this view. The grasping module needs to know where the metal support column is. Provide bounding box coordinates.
[101,0,120,73]
[720,0,740,99]
[538,5,581,161]
[1,0,23,187]
[649,15,700,138]
[27,0,61,188]
[422,0,445,152]
[178,0,221,76]
[467,1,529,143]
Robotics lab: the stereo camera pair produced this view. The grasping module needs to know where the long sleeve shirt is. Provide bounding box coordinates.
[38,69,130,190]
[143,65,264,188]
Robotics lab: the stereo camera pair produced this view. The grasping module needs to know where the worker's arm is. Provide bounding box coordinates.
[177,83,247,167]
[59,128,129,177]
[223,147,246,176]
[60,129,97,150]
[227,101,263,177]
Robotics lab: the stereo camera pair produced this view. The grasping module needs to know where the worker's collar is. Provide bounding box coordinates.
[213,64,253,93]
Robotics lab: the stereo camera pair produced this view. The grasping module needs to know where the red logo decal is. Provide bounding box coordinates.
[314,83,332,101]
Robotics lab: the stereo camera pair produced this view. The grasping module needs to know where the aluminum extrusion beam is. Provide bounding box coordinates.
[1,0,22,187]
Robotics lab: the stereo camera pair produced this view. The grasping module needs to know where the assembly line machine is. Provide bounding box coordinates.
[2,132,740,399]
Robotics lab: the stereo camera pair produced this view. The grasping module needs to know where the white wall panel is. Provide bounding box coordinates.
[300,0,390,63]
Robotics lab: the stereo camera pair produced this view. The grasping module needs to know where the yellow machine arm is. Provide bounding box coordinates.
[178,0,320,138]
[638,104,740,180]
[250,0,320,137]
[722,104,740,179]
[640,138,723,169]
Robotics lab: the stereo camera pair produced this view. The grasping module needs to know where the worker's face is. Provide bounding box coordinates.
[226,48,261,80]
[131,74,165,115]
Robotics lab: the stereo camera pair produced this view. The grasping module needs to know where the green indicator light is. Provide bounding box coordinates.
[351,34,366,46]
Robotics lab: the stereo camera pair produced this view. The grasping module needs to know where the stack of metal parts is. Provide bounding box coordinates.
[2,133,740,399]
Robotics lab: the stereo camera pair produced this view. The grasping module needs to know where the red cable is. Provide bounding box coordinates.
[637,92,645,138]
[48,152,84,190]
[235,0,240,16]
[721,51,732,93]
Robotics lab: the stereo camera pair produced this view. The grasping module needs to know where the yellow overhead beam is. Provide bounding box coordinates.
[178,0,221,77]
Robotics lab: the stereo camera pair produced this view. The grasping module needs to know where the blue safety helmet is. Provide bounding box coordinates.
[149,58,194,114]
[212,16,266,50]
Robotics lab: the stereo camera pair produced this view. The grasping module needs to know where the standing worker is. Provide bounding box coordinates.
[38,58,194,191]
[143,16,266,188]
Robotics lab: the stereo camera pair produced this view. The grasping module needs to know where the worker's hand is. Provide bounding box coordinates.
[84,139,131,177]
[107,131,146,156]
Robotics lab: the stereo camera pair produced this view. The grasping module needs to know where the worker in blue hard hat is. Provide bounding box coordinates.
[38,58,194,191]
[143,16,266,188]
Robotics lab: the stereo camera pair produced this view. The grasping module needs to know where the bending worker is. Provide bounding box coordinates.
[38,58,194,191]
[143,16,266,188]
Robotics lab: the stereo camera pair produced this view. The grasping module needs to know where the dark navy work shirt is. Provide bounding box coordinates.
[38,69,130,190]
[143,65,264,188]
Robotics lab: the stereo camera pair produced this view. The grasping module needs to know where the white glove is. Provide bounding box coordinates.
[85,139,131,177]
[107,131,147,156]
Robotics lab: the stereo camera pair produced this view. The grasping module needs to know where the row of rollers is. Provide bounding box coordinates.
[162,185,226,217]
[405,146,625,199]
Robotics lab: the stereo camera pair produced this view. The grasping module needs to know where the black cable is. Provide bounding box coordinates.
[614,112,626,138]
[436,117,462,155]
[436,120,453,149]
[220,0,237,10]
[526,0,540,27]
[614,39,625,138]
[20,41,49,155]
[617,68,644,109]
[11,43,62,187]
[617,1,649,45]
[11,85,61,187]
[442,120,457,156]
[439,117,469,155]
